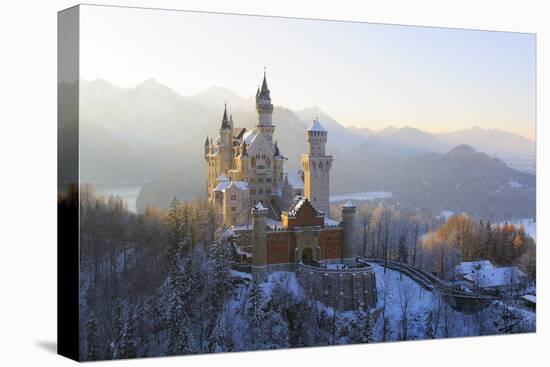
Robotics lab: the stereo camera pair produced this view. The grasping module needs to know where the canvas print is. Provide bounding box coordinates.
[58,4,536,361]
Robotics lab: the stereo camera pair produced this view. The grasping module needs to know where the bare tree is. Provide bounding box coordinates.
[397,281,413,340]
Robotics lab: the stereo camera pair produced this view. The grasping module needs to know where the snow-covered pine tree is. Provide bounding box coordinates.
[261,307,290,349]
[498,303,520,334]
[246,276,264,328]
[148,293,163,345]
[171,310,194,355]
[287,294,318,347]
[133,300,145,346]
[112,299,124,359]
[269,279,293,313]
[208,239,233,301]
[166,197,189,264]
[205,238,234,346]
[86,312,99,361]
[424,310,434,339]
[210,316,234,353]
[357,304,375,343]
[167,240,195,355]
[119,305,138,359]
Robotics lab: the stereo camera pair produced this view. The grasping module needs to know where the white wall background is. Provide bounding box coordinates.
[0,0,547,366]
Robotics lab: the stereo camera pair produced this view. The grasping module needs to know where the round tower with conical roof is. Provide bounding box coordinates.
[302,118,333,217]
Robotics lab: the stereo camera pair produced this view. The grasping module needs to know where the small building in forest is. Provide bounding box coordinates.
[463,265,527,292]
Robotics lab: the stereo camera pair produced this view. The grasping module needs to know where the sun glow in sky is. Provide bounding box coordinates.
[80,5,536,140]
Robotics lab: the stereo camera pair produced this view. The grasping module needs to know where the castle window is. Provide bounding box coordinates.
[231,206,236,212]
[230,194,236,201]
[266,178,271,183]
[266,188,271,194]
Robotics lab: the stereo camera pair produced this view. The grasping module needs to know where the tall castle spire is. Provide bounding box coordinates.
[259,67,270,100]
[255,68,275,142]
[221,102,230,130]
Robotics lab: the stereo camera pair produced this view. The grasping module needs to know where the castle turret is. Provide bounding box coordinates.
[341,201,357,265]
[255,68,275,143]
[302,118,333,216]
[220,103,231,146]
[204,135,210,157]
[219,104,233,172]
[251,202,268,277]
[237,143,249,176]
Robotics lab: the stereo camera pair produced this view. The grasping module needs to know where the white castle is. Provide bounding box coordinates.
[204,71,333,226]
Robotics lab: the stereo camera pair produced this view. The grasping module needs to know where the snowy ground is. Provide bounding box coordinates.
[373,264,441,340]
[219,266,535,349]
[330,191,392,203]
[372,264,535,340]
[495,218,536,241]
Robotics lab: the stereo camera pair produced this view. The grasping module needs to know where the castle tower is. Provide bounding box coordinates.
[204,135,210,156]
[219,103,233,173]
[301,118,333,216]
[255,69,275,143]
[341,201,357,265]
[251,202,268,277]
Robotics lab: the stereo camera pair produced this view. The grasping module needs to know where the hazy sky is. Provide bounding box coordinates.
[80,5,536,140]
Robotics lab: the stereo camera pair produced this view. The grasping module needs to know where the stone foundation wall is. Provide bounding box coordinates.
[296,263,377,310]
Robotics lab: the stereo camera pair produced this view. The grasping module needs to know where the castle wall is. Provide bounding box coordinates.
[296,263,377,310]
[319,228,343,260]
[266,231,293,264]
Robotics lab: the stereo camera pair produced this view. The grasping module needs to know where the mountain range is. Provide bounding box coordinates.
[74,79,536,220]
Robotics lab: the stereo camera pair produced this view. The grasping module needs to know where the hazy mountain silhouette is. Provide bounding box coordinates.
[73,79,535,219]
[188,86,255,112]
[332,144,535,220]
[347,125,375,138]
[350,126,450,157]
[436,126,535,155]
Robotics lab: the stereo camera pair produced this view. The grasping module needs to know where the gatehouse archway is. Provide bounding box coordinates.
[302,247,313,264]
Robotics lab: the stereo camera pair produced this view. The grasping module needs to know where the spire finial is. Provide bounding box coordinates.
[221,102,230,129]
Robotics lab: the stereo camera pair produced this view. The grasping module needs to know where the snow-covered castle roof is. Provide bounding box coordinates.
[307,118,326,132]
